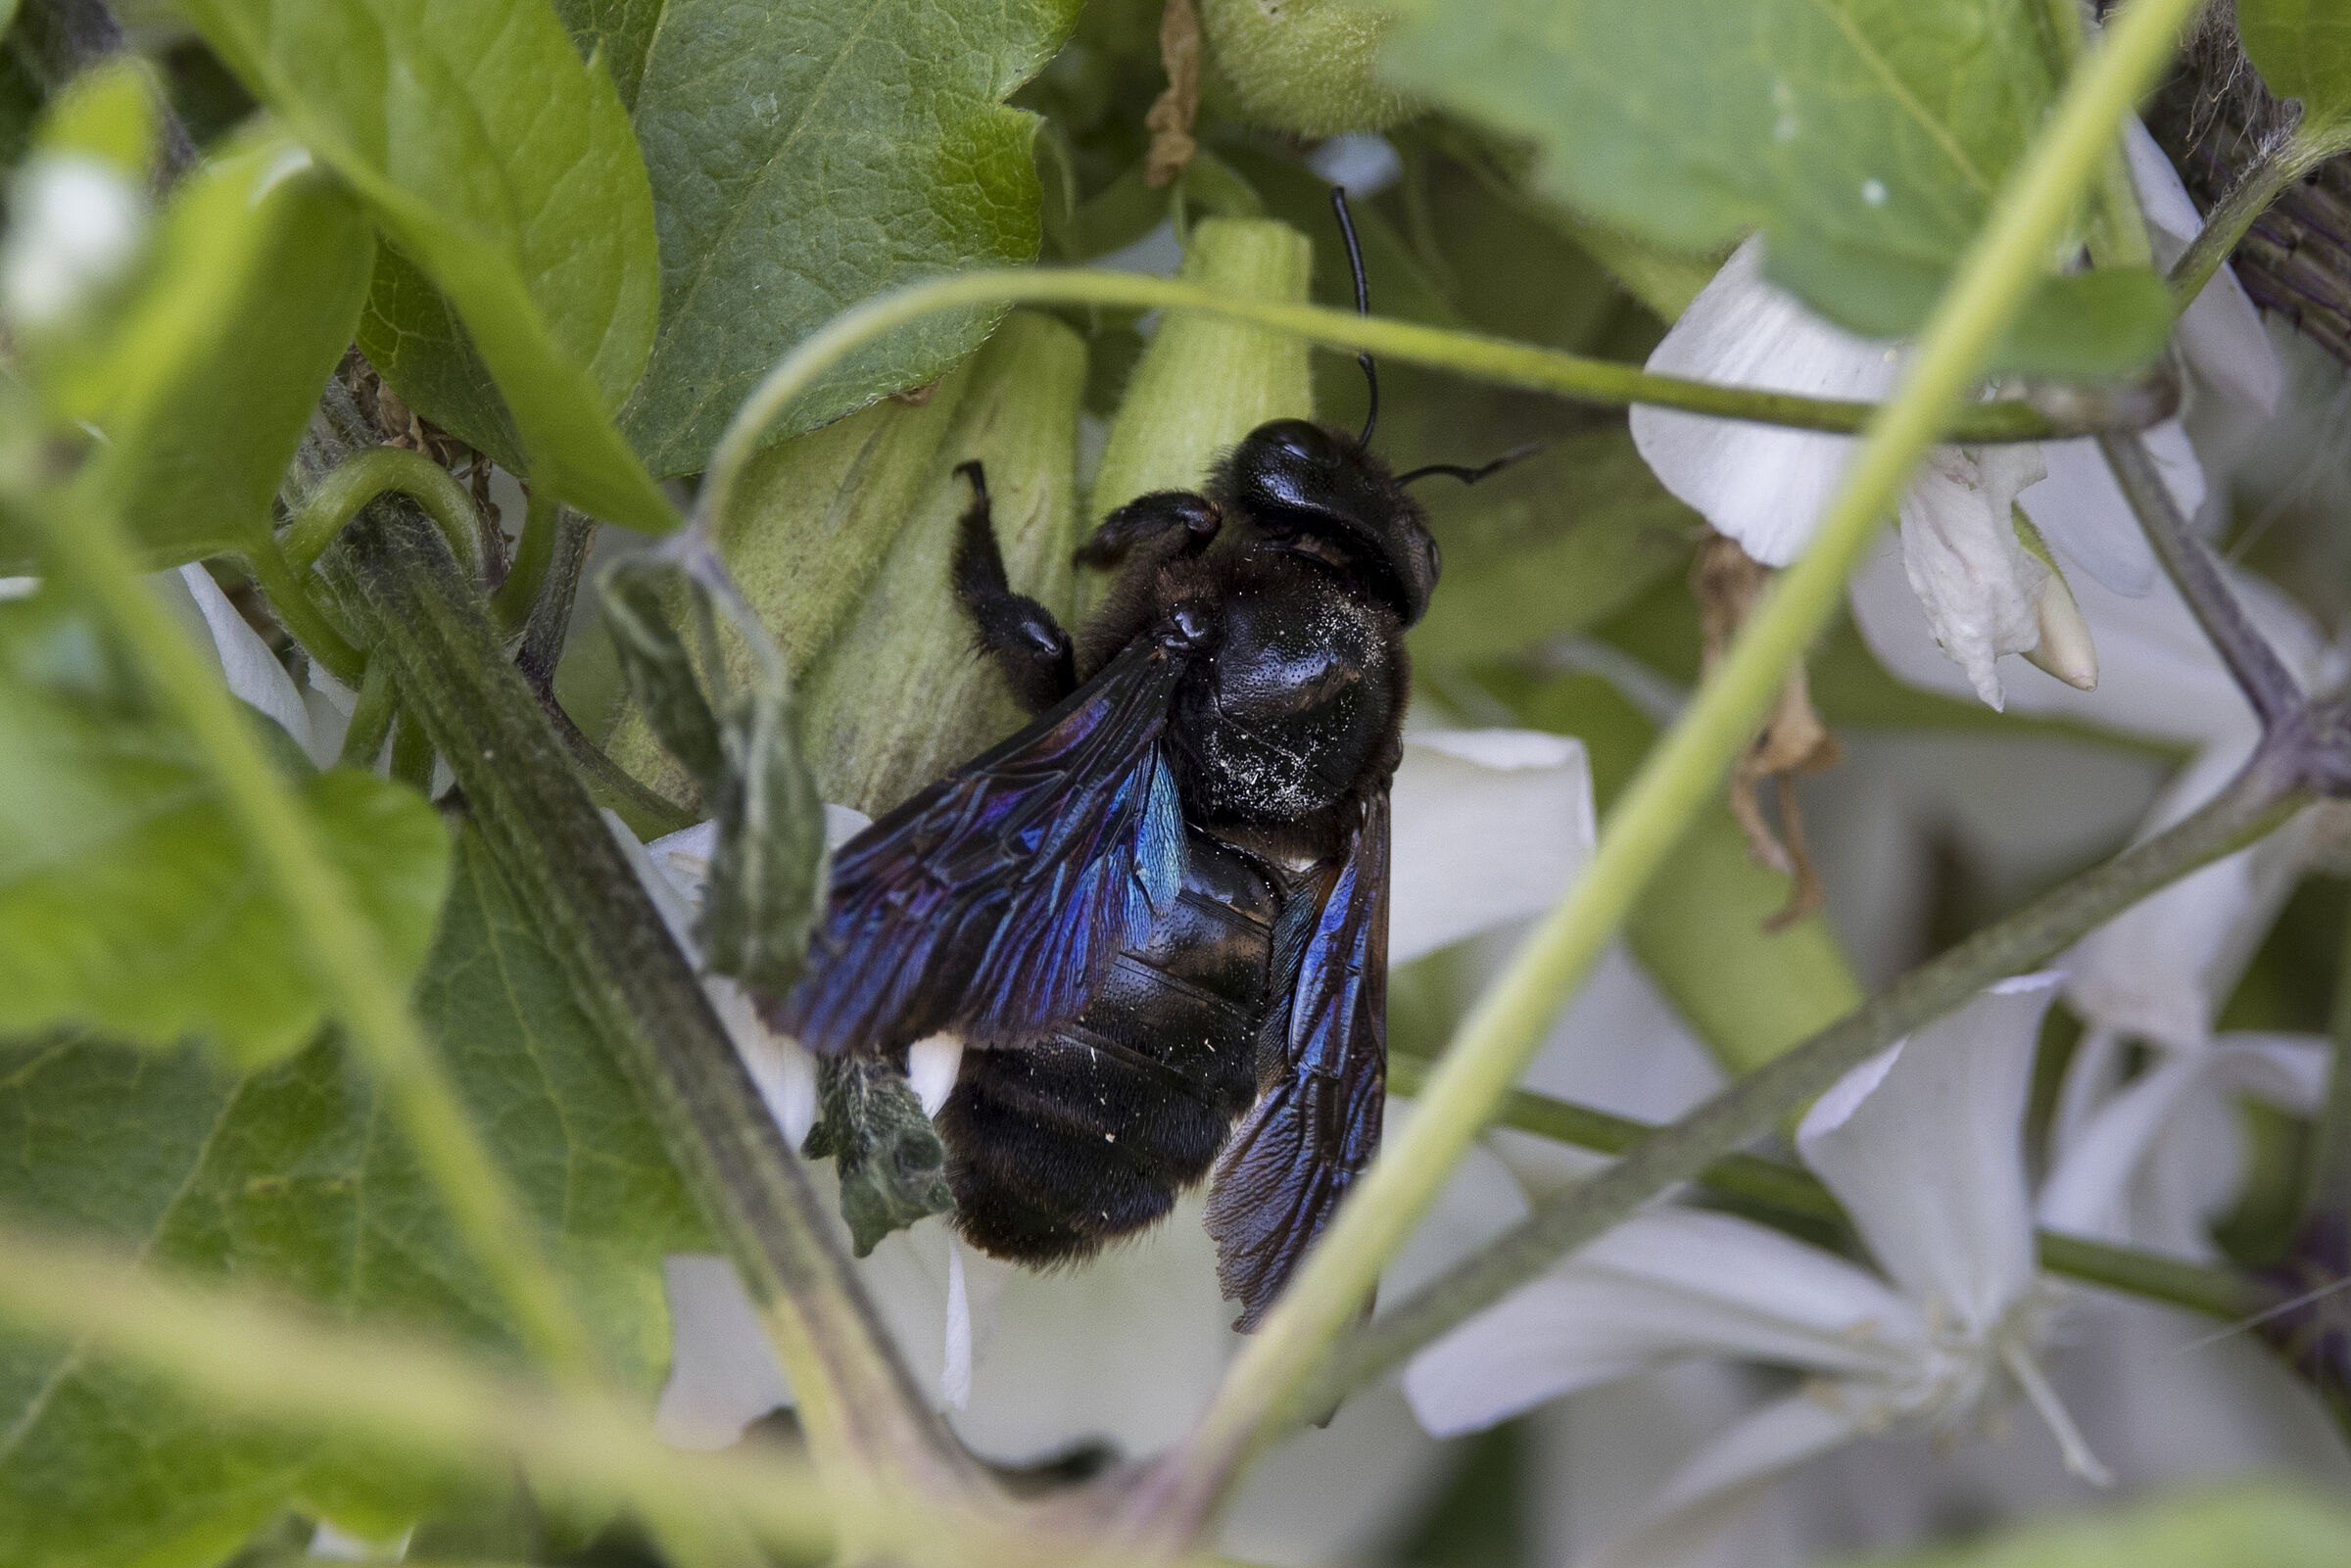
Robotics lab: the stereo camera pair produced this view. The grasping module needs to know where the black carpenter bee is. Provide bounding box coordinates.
[770,194,1528,1329]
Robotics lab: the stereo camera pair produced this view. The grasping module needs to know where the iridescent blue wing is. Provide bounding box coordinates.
[771,641,1189,1058]
[1205,792,1389,1331]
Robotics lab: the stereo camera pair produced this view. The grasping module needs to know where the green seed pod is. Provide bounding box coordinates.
[798,309,1089,817]
[1088,215,1313,531]
[1198,0,1420,136]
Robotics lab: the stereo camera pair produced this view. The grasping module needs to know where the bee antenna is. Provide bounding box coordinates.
[1395,441,1546,488]
[1329,187,1378,447]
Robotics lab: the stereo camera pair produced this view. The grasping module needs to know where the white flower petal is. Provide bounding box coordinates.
[2122,119,2280,414]
[168,564,318,762]
[1798,974,2059,1333]
[1389,730,1595,963]
[654,1255,792,1449]
[906,1034,963,1117]
[1893,446,2049,708]
[1582,1392,1863,1568]
[2020,422,2203,599]
[1404,1211,1916,1438]
[1630,237,1897,565]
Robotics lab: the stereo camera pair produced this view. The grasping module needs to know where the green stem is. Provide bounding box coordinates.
[21,487,600,1381]
[325,504,981,1507]
[1384,1056,2259,1321]
[337,657,398,771]
[491,483,559,633]
[243,531,365,686]
[1321,767,2296,1410]
[390,704,435,791]
[2307,909,2351,1218]
[0,1217,831,1555]
[1133,0,2215,1531]
[2168,120,2351,309]
[283,447,486,576]
[696,277,2135,532]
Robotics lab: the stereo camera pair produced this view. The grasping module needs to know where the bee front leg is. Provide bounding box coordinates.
[951,460,1077,714]
[1074,490,1222,569]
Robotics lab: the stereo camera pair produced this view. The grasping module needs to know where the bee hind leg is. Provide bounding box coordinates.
[951,460,1077,714]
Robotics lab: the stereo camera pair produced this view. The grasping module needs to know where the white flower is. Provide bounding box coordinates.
[1631,120,2279,710]
[1,153,147,330]
[1405,974,2112,1564]
[156,563,348,768]
[641,728,1599,1501]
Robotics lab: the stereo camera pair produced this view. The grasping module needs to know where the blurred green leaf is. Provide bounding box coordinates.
[549,0,665,112]
[0,829,706,1567]
[1825,1482,2351,1568]
[33,55,157,175]
[2240,0,2351,130]
[1375,0,2171,377]
[179,0,674,531]
[77,126,374,568]
[613,0,1083,475]
[0,591,449,1065]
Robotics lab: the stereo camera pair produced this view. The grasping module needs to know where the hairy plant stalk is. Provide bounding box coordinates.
[2166,121,2351,309]
[1330,764,2297,1405]
[324,503,982,1508]
[1130,0,2217,1532]
[1383,1057,2264,1322]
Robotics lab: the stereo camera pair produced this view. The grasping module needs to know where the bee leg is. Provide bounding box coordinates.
[951,460,1077,713]
[1074,490,1222,570]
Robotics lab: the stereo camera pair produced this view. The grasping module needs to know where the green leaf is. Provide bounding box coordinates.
[1377,0,2170,376]
[0,590,451,1065]
[79,125,376,568]
[803,1056,954,1256]
[1829,1482,2351,1568]
[356,242,526,475]
[549,0,664,112]
[33,55,159,176]
[616,0,1083,475]
[2239,0,2351,129]
[178,0,675,531]
[0,830,707,1566]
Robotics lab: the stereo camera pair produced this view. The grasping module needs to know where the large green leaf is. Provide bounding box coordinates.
[81,125,376,569]
[178,0,675,531]
[615,0,1084,476]
[0,829,706,1567]
[1375,0,2172,377]
[0,590,451,1066]
[2240,0,2351,130]
[549,0,665,112]
[1831,1482,2351,1568]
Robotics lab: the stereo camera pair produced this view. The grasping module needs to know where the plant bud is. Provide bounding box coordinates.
[797,309,1089,816]
[2014,507,2098,691]
[1088,215,1312,528]
[1198,0,1420,135]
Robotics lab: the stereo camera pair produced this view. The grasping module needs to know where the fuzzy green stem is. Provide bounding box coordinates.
[337,656,398,771]
[21,487,600,1381]
[1384,1056,2259,1321]
[283,447,486,575]
[244,531,365,685]
[1133,0,2213,1531]
[325,504,981,1508]
[492,483,559,633]
[390,704,435,790]
[2168,121,2351,309]
[1323,767,2295,1409]
[696,278,2140,535]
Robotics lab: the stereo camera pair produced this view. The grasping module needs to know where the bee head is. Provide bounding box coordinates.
[1220,417,1441,628]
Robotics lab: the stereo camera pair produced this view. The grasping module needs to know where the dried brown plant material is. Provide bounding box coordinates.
[1145,0,1203,188]
[1694,532,1843,931]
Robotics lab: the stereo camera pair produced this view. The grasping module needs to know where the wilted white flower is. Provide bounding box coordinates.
[1405,974,2113,1565]
[1,153,147,330]
[1631,120,2279,710]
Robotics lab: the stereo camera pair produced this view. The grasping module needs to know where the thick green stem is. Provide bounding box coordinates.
[325,505,981,1507]
[1127,0,2214,1531]
[2168,122,2351,309]
[1384,1057,2259,1321]
[22,489,599,1381]
[492,483,559,633]
[284,447,486,575]
[1322,767,2297,1408]
[695,277,2140,533]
